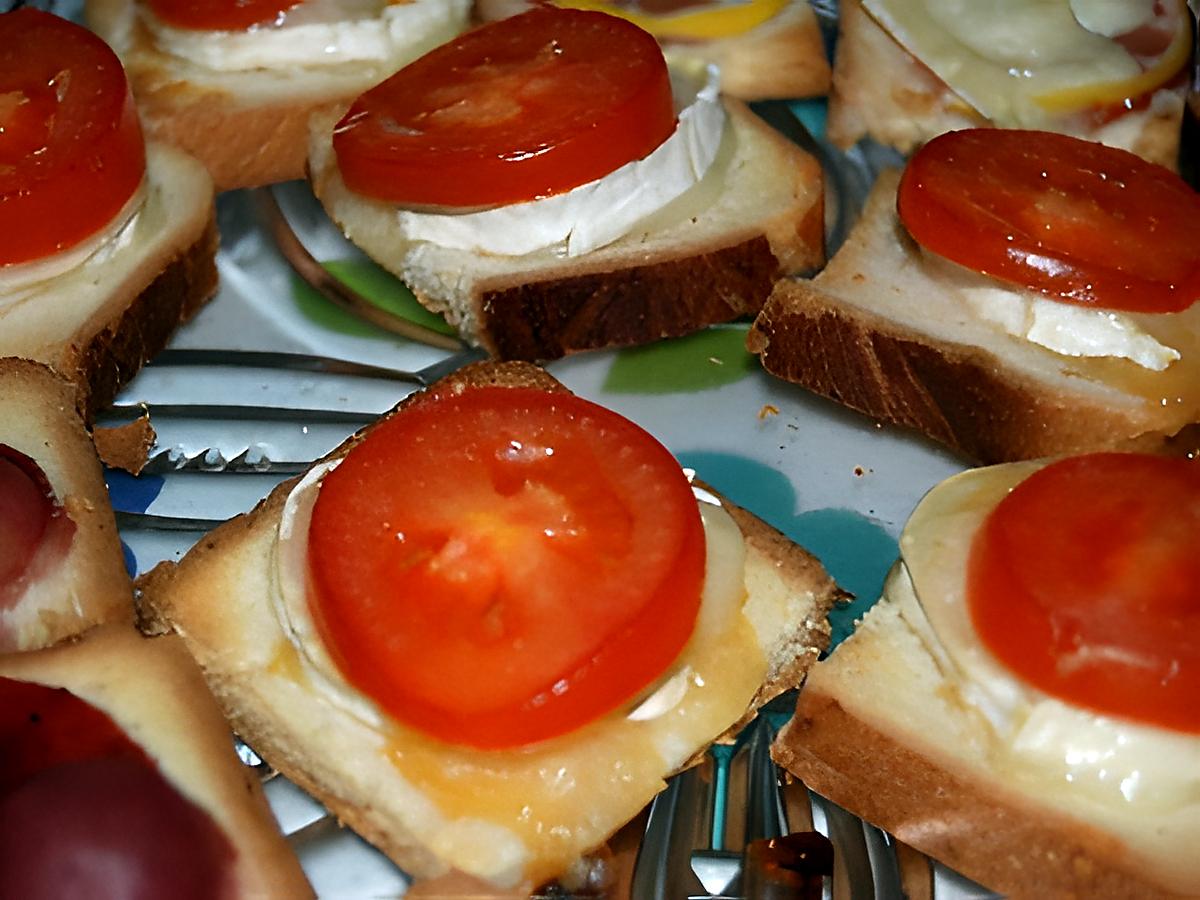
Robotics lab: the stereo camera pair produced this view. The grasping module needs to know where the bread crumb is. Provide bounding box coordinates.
[708,356,725,366]
[758,404,780,419]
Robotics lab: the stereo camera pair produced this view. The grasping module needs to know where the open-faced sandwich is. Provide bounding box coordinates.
[0,360,130,653]
[773,451,1200,899]
[828,0,1193,167]
[0,8,217,421]
[87,0,471,189]
[308,6,825,360]
[137,360,842,891]
[749,127,1200,463]
[0,623,313,898]
[476,0,832,101]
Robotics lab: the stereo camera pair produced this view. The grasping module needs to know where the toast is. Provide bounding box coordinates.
[309,99,825,360]
[86,0,472,190]
[826,0,1187,168]
[0,142,217,423]
[0,623,313,897]
[136,360,842,890]
[747,170,1200,463]
[0,360,131,653]
[475,0,832,101]
[772,459,1200,899]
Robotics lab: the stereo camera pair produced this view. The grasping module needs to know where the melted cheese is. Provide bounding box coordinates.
[270,460,765,886]
[396,63,726,258]
[862,0,1182,126]
[145,0,470,72]
[893,461,1200,894]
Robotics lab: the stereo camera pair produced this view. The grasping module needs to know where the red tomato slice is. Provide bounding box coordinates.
[968,453,1200,733]
[897,129,1200,314]
[0,446,61,610]
[332,7,677,208]
[0,10,146,267]
[307,385,706,749]
[145,0,300,31]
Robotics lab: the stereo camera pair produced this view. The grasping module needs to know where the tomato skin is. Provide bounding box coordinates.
[0,10,146,268]
[144,0,300,31]
[0,445,75,618]
[307,385,706,749]
[332,7,677,208]
[967,453,1200,733]
[897,129,1200,314]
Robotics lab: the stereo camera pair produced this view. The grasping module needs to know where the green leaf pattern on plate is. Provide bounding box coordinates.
[290,259,455,338]
[603,326,756,394]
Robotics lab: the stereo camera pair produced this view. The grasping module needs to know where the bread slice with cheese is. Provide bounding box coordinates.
[0,360,131,653]
[0,142,217,422]
[826,0,1187,168]
[86,0,471,191]
[747,170,1200,463]
[0,623,313,897]
[308,100,824,360]
[136,360,842,891]
[772,460,1200,899]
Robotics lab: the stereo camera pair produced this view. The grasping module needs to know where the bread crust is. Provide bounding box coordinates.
[137,360,840,888]
[0,624,313,898]
[309,100,824,360]
[827,0,1185,168]
[0,360,132,652]
[748,174,1200,463]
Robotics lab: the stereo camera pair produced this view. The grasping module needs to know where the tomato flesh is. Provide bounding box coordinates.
[0,445,74,617]
[0,10,146,267]
[967,454,1200,733]
[332,7,676,208]
[897,129,1200,313]
[0,678,236,899]
[145,0,301,31]
[307,385,706,749]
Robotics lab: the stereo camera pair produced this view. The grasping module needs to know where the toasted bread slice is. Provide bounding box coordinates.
[0,360,130,653]
[747,170,1200,463]
[772,457,1200,899]
[86,0,471,190]
[827,0,1185,168]
[137,360,841,890]
[308,100,824,360]
[0,142,216,422]
[0,623,313,897]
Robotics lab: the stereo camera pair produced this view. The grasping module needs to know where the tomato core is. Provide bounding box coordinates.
[307,385,706,749]
[332,7,677,208]
[144,0,301,31]
[0,9,146,267]
[0,445,73,614]
[967,453,1200,733]
[897,129,1200,314]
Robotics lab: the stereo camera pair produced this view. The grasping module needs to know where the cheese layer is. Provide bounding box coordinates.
[893,460,1200,895]
[270,463,769,887]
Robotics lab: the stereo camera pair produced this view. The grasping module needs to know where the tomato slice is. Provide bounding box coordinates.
[332,7,676,208]
[144,0,301,31]
[967,453,1200,733]
[0,10,145,267]
[0,445,74,615]
[897,129,1200,314]
[307,385,706,749]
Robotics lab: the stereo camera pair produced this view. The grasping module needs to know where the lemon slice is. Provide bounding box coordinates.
[551,0,788,40]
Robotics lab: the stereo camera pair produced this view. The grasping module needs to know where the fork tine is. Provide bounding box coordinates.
[631,763,713,899]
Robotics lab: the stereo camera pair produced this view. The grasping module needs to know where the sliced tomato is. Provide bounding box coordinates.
[307,385,706,749]
[332,7,676,208]
[0,446,69,613]
[0,10,145,267]
[145,0,300,31]
[967,453,1200,733]
[898,129,1200,313]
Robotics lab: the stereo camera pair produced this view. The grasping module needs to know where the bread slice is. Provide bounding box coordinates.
[0,142,217,423]
[308,100,825,360]
[826,0,1185,168]
[136,360,842,890]
[0,360,131,653]
[86,0,471,190]
[747,170,1200,463]
[0,623,313,897]
[772,561,1195,897]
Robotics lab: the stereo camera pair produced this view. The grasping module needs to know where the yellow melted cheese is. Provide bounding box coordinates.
[551,0,789,39]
